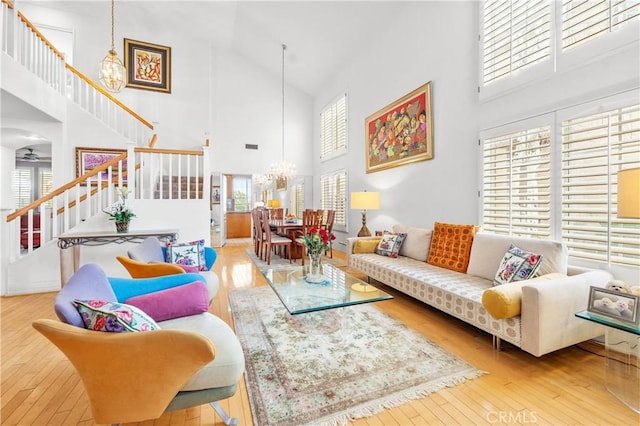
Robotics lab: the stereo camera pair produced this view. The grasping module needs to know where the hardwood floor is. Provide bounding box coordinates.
[2,244,638,425]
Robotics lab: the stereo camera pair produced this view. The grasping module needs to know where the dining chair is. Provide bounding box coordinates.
[323,209,336,258]
[251,208,264,259]
[260,209,292,265]
[292,209,318,265]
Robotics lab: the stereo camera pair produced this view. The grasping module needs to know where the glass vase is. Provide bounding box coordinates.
[306,251,324,283]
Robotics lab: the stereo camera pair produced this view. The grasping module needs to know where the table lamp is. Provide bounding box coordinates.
[617,167,640,219]
[351,191,380,237]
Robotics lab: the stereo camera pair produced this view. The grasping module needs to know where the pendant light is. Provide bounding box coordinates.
[98,0,125,93]
[269,44,297,179]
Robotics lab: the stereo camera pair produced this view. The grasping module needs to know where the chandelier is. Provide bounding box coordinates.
[269,44,297,180]
[98,0,125,93]
[252,173,273,188]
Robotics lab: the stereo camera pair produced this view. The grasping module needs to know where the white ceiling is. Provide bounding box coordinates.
[26,0,408,96]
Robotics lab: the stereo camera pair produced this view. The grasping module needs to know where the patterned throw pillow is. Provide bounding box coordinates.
[494,244,544,285]
[375,233,407,258]
[165,239,207,271]
[74,300,160,332]
[427,222,476,273]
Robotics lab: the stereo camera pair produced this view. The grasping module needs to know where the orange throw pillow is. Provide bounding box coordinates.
[427,222,477,273]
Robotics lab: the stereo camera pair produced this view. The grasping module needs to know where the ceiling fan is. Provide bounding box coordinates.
[17,148,50,162]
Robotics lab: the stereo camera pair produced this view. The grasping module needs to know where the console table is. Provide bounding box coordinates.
[575,310,639,413]
[58,229,179,284]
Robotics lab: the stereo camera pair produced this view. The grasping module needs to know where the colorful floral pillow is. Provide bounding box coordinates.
[494,245,544,286]
[375,233,407,258]
[165,239,206,271]
[73,299,160,332]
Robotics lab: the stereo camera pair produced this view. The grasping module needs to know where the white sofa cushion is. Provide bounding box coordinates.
[392,225,432,261]
[159,312,245,391]
[467,233,568,281]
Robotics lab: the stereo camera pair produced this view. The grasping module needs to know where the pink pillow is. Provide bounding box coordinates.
[124,281,209,322]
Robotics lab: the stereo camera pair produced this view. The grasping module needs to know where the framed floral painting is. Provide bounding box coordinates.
[365,82,433,173]
[124,38,171,93]
[75,147,127,186]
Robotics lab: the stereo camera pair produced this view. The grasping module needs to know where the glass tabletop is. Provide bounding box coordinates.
[260,263,393,315]
[575,310,640,335]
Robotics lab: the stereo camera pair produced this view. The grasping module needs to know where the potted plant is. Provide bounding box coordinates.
[104,187,135,232]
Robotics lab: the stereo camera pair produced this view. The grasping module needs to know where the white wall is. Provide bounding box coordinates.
[315,1,480,245]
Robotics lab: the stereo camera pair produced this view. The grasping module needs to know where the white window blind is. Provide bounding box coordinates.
[320,171,347,229]
[320,93,347,159]
[562,0,640,50]
[13,167,32,209]
[482,0,551,85]
[292,182,304,219]
[39,168,53,208]
[561,104,640,266]
[482,126,552,238]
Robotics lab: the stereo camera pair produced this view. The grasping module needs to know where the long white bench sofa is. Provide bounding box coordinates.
[346,224,613,357]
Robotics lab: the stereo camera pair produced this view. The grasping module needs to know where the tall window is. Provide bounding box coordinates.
[230,175,252,212]
[561,104,640,266]
[562,0,640,50]
[320,92,347,160]
[482,126,551,237]
[482,0,551,85]
[320,171,347,231]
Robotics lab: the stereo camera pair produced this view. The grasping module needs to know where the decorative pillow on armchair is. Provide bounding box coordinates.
[375,233,407,258]
[124,281,209,322]
[73,300,160,332]
[165,239,207,271]
[494,244,543,285]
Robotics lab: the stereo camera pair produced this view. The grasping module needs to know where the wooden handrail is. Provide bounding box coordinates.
[65,64,154,130]
[17,11,65,60]
[134,147,204,156]
[148,133,158,148]
[6,153,127,222]
[55,183,109,216]
[2,0,14,10]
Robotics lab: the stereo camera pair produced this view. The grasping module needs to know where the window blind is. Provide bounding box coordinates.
[562,0,640,50]
[482,0,551,85]
[320,171,347,228]
[293,183,304,219]
[320,93,347,159]
[561,104,640,266]
[39,168,53,208]
[482,126,552,238]
[13,167,32,209]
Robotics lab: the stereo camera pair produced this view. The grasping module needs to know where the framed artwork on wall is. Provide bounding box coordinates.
[276,176,287,191]
[75,147,127,186]
[124,38,171,93]
[365,81,433,173]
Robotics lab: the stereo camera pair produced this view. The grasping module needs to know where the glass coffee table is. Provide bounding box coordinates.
[260,263,392,315]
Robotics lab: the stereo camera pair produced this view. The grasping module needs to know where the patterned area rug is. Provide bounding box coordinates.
[245,247,346,270]
[229,286,485,426]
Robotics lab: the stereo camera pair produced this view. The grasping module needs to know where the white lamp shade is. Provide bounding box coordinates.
[618,167,640,219]
[351,192,380,210]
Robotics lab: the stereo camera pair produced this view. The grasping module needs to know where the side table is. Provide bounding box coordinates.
[575,310,639,413]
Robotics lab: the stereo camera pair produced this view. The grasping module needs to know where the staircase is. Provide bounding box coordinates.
[1,1,211,295]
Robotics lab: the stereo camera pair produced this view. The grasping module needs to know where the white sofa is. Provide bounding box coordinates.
[346,225,613,357]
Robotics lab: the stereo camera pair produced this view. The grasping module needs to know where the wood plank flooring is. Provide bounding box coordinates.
[2,244,639,425]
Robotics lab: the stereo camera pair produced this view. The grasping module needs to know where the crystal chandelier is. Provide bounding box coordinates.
[98,0,125,93]
[252,173,273,188]
[269,44,297,179]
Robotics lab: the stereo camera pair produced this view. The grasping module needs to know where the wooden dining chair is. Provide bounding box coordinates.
[322,209,336,258]
[292,209,318,266]
[252,208,265,259]
[260,210,292,265]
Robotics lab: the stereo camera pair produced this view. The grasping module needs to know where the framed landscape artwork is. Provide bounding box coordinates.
[75,147,127,186]
[124,38,171,93]
[365,82,433,173]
